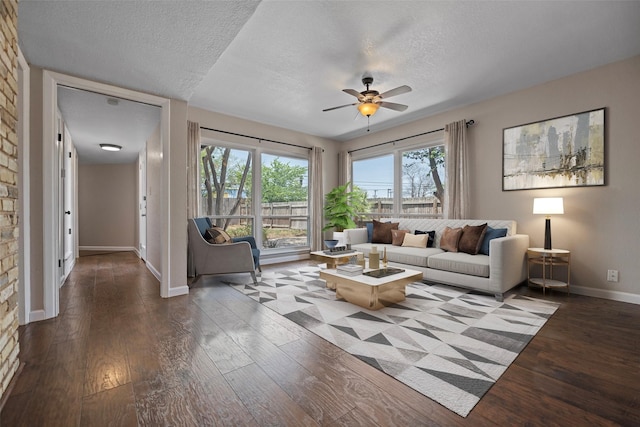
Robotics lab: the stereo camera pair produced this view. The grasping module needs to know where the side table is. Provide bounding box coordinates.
[527,248,570,295]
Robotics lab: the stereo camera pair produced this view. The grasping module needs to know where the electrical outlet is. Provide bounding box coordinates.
[607,269,619,282]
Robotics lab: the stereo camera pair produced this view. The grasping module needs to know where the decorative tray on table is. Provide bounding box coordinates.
[363,268,405,278]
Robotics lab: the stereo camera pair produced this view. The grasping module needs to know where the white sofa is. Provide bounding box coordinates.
[343,218,529,301]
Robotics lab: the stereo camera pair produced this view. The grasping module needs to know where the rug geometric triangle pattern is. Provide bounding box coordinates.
[228,265,559,417]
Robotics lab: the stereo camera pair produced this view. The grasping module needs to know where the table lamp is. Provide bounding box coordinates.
[533,197,564,250]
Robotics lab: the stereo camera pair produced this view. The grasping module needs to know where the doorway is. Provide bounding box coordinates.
[41,71,174,320]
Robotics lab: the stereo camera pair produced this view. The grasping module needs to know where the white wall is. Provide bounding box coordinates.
[77,163,137,249]
[344,55,640,302]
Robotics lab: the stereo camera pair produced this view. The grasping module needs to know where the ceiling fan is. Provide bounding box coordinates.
[323,75,412,117]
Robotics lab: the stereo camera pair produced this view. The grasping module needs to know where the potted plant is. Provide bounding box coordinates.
[323,183,370,245]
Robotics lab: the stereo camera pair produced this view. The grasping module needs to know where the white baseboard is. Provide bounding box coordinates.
[571,285,640,305]
[167,285,189,298]
[79,246,137,252]
[29,309,46,322]
[146,262,161,281]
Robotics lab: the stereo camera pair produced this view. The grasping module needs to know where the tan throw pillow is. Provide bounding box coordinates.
[402,233,428,248]
[205,227,232,244]
[391,229,410,246]
[372,220,399,244]
[458,223,488,255]
[440,226,463,252]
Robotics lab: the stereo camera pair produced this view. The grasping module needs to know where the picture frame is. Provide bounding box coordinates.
[502,108,605,191]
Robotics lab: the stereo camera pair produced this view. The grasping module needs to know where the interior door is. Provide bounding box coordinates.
[56,114,65,286]
[63,125,74,278]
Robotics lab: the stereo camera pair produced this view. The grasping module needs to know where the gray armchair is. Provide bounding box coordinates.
[188,218,258,285]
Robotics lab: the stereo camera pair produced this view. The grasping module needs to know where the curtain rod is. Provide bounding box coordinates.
[200,126,313,151]
[348,119,475,154]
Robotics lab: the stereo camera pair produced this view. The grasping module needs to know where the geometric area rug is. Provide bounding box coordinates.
[228,265,560,417]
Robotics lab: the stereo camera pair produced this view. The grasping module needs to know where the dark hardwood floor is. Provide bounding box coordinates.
[1,252,638,426]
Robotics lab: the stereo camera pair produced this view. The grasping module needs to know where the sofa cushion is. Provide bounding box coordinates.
[391,229,410,246]
[372,220,399,244]
[351,243,442,268]
[458,223,488,255]
[205,227,232,244]
[440,227,463,252]
[427,252,490,277]
[480,226,508,255]
[415,230,436,247]
[402,233,428,248]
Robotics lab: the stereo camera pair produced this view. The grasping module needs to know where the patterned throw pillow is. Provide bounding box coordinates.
[205,227,232,244]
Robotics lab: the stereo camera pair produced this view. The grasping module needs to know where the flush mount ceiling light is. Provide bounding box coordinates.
[100,143,122,152]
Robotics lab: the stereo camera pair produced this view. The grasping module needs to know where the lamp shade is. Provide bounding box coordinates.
[357,102,379,117]
[533,197,564,215]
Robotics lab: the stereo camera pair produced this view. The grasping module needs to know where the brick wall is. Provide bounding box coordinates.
[0,0,19,401]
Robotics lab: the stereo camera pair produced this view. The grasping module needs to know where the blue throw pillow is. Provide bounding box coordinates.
[415,230,436,247]
[480,226,508,255]
[365,222,374,243]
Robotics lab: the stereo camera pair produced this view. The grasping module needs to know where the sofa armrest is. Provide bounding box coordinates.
[489,234,530,291]
[344,228,368,245]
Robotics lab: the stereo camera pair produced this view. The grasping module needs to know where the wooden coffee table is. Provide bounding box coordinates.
[319,267,423,311]
[310,250,362,269]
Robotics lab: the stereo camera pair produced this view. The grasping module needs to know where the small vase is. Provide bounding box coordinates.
[382,247,388,268]
[369,252,380,269]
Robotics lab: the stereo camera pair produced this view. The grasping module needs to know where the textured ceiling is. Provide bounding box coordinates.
[57,87,161,164]
[18,1,640,163]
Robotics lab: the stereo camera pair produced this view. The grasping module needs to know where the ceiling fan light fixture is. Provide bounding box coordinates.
[100,143,122,152]
[358,102,379,117]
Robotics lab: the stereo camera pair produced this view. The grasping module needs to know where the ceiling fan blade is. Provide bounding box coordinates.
[379,101,408,112]
[322,102,358,112]
[378,85,412,99]
[343,88,365,101]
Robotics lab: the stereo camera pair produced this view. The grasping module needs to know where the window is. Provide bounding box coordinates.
[199,140,310,251]
[352,154,394,220]
[261,154,309,249]
[401,146,444,217]
[199,145,254,237]
[352,142,445,219]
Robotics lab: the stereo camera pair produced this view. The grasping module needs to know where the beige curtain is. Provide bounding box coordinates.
[310,147,324,251]
[444,120,469,219]
[187,121,200,219]
[337,150,352,186]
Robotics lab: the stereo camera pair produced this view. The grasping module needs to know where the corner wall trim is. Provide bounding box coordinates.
[167,285,189,298]
[29,310,46,323]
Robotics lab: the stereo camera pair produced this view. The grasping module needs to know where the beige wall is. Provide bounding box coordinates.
[1,0,19,402]
[345,55,640,301]
[77,163,137,248]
